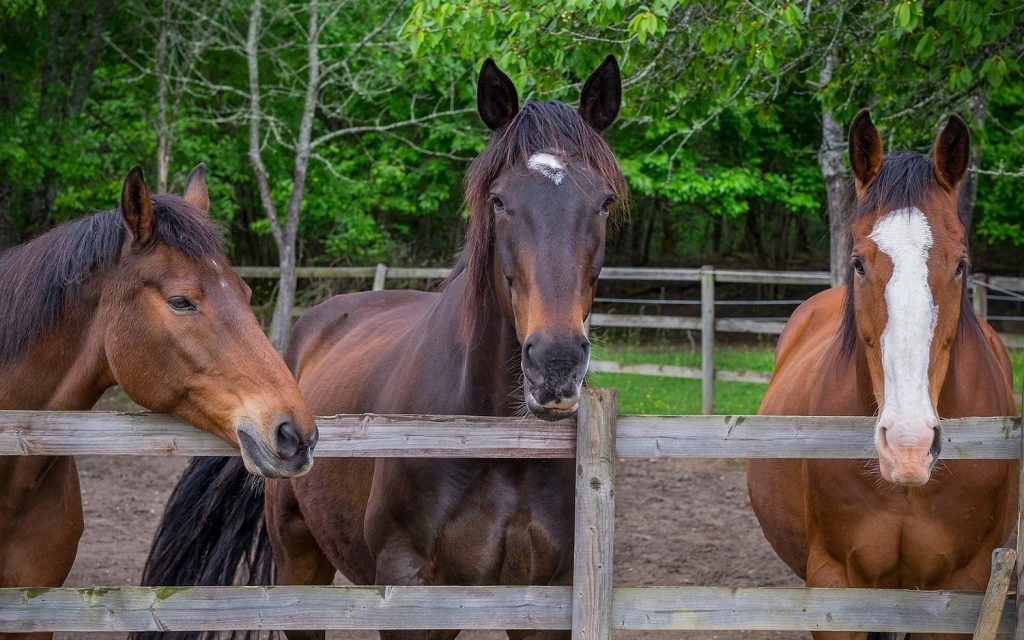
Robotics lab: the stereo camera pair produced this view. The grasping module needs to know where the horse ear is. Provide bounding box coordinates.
[579,55,621,133]
[183,162,210,214]
[849,109,883,192]
[120,165,154,245]
[477,58,519,130]
[933,114,970,191]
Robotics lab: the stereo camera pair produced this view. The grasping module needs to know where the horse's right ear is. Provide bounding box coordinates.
[183,162,210,215]
[849,109,883,193]
[477,58,519,130]
[120,165,154,245]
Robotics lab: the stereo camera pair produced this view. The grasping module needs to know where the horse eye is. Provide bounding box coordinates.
[491,196,506,213]
[955,258,968,277]
[599,196,615,215]
[851,257,866,277]
[168,296,196,312]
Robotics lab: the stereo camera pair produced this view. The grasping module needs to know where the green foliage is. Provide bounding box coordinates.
[0,0,1021,270]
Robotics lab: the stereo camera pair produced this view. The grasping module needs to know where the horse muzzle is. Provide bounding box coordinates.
[521,332,589,421]
[236,417,318,478]
[875,421,942,486]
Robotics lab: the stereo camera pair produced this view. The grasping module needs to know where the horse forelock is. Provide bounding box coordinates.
[0,195,224,367]
[450,99,628,340]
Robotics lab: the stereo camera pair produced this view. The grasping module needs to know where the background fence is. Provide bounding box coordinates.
[1,393,1022,638]
[237,265,1024,413]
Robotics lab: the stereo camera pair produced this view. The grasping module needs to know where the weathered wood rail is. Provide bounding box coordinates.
[0,394,1021,639]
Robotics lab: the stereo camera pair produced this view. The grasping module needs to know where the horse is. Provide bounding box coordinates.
[0,165,318,640]
[747,111,1016,640]
[137,55,626,640]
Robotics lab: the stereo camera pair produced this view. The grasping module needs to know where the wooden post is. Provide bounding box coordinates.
[700,266,715,414]
[973,547,1016,640]
[372,263,388,291]
[572,388,617,640]
[1016,419,1024,640]
[973,274,989,319]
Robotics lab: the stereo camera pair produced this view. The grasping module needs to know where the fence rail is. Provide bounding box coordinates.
[1,410,1019,459]
[0,585,1012,634]
[236,265,1024,410]
[0,396,1021,638]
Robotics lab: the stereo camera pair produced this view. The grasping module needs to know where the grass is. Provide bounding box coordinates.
[589,339,1024,416]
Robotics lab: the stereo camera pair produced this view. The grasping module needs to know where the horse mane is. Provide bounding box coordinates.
[0,195,224,366]
[447,98,629,338]
[837,151,980,359]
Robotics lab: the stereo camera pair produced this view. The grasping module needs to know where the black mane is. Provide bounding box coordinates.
[0,195,223,366]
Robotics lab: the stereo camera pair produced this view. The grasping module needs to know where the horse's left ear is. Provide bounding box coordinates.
[477,59,519,130]
[579,55,621,133]
[120,165,154,245]
[183,162,210,214]
[933,114,970,191]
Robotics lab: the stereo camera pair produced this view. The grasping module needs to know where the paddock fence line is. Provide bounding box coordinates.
[237,265,1024,413]
[0,395,1022,639]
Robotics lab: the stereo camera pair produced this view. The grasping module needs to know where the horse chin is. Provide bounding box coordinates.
[237,425,315,479]
[524,388,580,422]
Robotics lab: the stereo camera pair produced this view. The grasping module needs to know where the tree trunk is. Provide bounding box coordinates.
[818,54,849,287]
[155,0,171,193]
[269,245,297,351]
[959,89,989,234]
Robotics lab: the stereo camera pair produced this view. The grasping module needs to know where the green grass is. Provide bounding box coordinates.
[589,341,1024,416]
[589,372,766,415]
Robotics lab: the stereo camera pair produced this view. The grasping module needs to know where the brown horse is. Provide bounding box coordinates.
[139,56,626,640]
[0,165,317,640]
[748,111,1016,640]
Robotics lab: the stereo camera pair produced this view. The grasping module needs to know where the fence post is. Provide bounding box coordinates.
[372,263,388,291]
[572,388,617,640]
[1016,421,1024,640]
[973,547,1016,640]
[701,265,715,414]
[973,274,988,319]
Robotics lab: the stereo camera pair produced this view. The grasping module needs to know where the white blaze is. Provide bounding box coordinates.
[869,207,938,444]
[527,152,565,185]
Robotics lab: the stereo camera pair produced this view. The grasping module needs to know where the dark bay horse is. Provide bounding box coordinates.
[748,111,1016,640]
[139,56,626,640]
[0,165,317,640]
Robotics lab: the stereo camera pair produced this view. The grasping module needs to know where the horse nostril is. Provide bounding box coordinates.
[930,425,942,458]
[275,420,303,459]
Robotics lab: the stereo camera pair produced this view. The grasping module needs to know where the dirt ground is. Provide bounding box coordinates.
[60,452,804,640]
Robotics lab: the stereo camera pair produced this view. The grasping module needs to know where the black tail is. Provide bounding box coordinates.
[867,633,898,640]
[131,457,273,640]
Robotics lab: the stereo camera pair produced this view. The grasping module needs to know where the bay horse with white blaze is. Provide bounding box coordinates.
[748,111,1016,640]
[138,56,626,640]
[0,165,317,640]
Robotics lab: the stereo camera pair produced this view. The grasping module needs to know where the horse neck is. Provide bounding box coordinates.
[435,269,522,417]
[0,271,114,411]
[938,321,1017,417]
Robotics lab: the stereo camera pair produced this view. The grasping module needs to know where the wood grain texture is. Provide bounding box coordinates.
[572,389,617,640]
[0,412,1018,459]
[974,548,1015,640]
[0,586,1010,633]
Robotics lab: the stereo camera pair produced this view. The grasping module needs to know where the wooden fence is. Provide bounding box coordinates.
[237,265,1024,413]
[1,393,1022,639]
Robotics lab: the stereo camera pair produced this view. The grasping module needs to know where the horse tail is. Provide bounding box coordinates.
[866,633,897,640]
[131,456,272,640]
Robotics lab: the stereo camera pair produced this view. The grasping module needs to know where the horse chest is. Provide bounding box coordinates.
[386,460,575,586]
[806,460,1012,587]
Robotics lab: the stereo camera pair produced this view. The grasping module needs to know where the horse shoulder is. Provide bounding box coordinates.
[761,287,845,415]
